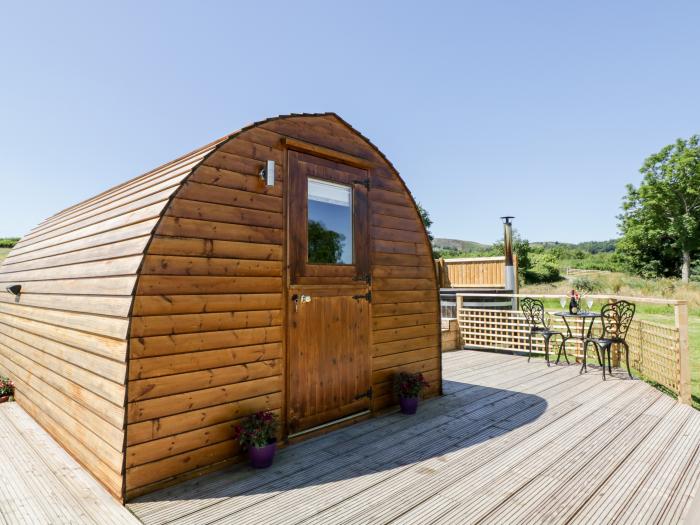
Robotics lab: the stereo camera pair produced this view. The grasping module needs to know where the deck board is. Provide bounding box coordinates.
[0,402,138,524]
[367,381,642,524]
[2,350,698,524]
[128,350,700,524]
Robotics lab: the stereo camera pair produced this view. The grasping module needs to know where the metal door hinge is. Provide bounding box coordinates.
[355,387,373,400]
[352,291,371,302]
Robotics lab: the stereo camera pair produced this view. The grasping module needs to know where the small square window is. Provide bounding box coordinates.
[307,178,353,264]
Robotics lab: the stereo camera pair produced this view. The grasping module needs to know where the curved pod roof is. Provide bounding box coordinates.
[1,112,426,316]
[0,113,438,500]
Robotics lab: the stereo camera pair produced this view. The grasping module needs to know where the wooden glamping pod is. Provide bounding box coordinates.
[0,113,441,501]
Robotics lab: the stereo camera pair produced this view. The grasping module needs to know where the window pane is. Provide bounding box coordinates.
[307,178,353,264]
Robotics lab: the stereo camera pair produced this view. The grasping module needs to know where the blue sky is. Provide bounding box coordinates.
[1,1,698,243]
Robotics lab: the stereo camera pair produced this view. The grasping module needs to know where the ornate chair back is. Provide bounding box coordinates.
[600,300,636,341]
[521,297,548,330]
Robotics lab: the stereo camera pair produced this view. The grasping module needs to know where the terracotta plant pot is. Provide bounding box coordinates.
[399,396,419,415]
[249,441,276,468]
[0,396,10,403]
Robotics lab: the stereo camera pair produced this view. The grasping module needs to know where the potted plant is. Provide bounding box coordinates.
[394,372,429,415]
[0,376,14,403]
[234,410,278,468]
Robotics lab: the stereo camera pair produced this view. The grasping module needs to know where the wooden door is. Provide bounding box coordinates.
[287,150,371,435]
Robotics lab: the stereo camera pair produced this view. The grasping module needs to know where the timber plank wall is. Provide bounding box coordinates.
[0,113,441,501]
[0,141,220,500]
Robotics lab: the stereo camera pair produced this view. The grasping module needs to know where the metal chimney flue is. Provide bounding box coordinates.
[501,216,515,292]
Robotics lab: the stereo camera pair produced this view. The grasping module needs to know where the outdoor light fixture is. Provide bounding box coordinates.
[5,284,21,296]
[260,160,275,187]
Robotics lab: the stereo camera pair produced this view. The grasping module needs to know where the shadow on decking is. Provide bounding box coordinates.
[130,379,547,514]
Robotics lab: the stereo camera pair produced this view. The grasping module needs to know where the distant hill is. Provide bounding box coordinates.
[530,239,618,253]
[433,237,623,276]
[434,237,618,254]
[433,238,490,252]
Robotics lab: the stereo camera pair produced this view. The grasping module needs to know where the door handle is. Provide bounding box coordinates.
[292,294,311,312]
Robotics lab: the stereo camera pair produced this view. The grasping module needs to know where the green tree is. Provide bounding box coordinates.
[0,238,19,248]
[526,252,561,283]
[416,202,433,242]
[619,135,700,282]
[308,220,345,263]
[514,236,531,284]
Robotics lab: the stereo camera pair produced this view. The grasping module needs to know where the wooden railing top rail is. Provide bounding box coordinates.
[454,292,687,306]
[442,256,506,263]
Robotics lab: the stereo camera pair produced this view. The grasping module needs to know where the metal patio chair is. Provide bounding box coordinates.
[521,298,563,366]
[583,300,636,380]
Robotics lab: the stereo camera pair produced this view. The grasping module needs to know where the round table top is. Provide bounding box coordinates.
[552,311,601,318]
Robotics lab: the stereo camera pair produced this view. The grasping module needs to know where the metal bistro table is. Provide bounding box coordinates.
[552,311,602,366]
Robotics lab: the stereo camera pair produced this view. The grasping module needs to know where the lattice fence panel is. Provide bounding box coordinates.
[626,319,680,393]
[458,307,682,396]
[459,309,534,353]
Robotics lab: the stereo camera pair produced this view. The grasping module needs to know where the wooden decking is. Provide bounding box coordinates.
[2,350,700,524]
[128,350,700,524]
[0,402,138,524]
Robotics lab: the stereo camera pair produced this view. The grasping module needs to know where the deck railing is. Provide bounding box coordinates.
[455,293,692,405]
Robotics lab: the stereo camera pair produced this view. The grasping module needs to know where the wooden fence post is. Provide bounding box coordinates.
[456,294,464,348]
[435,258,444,288]
[675,301,692,405]
[638,321,644,376]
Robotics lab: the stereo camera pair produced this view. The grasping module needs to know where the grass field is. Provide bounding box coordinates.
[0,248,10,262]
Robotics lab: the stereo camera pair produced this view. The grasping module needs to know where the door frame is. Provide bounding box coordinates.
[283,139,375,439]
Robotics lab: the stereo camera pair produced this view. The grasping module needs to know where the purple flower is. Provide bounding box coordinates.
[236,410,278,449]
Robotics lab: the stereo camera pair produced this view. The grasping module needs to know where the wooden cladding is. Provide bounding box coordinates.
[436,256,519,288]
[283,137,375,169]
[0,138,222,501]
[0,113,440,502]
[123,125,288,498]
